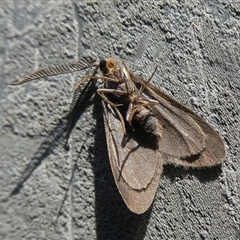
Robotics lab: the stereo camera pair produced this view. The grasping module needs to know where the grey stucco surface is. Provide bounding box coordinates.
[0,1,239,239]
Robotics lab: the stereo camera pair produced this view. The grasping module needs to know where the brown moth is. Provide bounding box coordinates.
[10,57,226,214]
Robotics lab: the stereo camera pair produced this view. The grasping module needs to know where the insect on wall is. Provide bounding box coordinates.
[10,56,226,214]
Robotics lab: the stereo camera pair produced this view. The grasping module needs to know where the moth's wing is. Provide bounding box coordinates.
[102,102,163,214]
[131,72,226,167]
[10,56,95,85]
[132,73,207,158]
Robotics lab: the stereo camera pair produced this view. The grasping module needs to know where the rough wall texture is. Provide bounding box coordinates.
[0,1,239,240]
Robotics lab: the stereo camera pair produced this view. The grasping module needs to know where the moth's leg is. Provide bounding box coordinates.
[68,63,100,116]
[64,84,96,149]
[127,97,159,123]
[138,66,158,95]
[64,64,100,149]
[98,88,128,98]
[127,102,157,123]
[73,75,121,91]
[97,88,127,135]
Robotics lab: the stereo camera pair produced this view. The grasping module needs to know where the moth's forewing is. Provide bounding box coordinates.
[130,72,226,167]
[102,102,163,214]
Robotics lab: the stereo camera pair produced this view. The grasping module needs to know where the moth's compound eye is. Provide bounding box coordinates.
[99,59,107,71]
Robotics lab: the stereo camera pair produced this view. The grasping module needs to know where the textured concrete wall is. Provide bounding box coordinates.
[1,1,239,239]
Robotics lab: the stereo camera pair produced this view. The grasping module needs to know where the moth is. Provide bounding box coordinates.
[10,56,226,214]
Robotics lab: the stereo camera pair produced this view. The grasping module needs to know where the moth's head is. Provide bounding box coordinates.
[99,58,118,74]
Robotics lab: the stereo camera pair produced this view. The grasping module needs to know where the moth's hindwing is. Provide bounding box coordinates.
[131,73,226,167]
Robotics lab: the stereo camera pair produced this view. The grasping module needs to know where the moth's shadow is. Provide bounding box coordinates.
[162,162,223,184]
[90,89,151,240]
[7,81,151,239]
[7,82,97,199]
[7,79,224,240]
[7,119,67,198]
